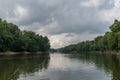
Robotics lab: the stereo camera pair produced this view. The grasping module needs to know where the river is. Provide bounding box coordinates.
[0,53,120,80]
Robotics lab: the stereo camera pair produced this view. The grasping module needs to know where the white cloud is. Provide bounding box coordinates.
[14,5,28,18]
[80,0,100,7]
[50,33,102,48]
[5,5,28,23]
[114,0,120,7]
[99,0,120,22]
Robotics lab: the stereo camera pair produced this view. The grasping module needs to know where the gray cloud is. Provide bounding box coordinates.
[98,0,115,10]
[0,0,120,48]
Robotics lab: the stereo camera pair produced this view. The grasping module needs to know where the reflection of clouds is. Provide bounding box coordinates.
[49,54,96,71]
[18,53,112,80]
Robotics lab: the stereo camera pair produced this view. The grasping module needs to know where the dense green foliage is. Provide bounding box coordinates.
[0,18,50,52]
[59,19,120,52]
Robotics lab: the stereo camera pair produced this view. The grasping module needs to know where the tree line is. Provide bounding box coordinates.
[0,18,50,52]
[59,19,120,52]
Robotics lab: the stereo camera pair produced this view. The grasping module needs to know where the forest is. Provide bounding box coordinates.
[0,18,50,52]
[59,19,120,52]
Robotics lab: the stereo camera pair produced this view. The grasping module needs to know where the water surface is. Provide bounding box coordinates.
[0,53,120,80]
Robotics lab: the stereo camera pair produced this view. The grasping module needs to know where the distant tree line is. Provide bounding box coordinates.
[0,18,50,52]
[59,19,120,52]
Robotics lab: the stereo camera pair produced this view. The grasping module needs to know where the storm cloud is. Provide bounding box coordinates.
[0,0,120,48]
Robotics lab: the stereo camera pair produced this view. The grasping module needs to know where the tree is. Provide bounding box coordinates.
[0,18,50,52]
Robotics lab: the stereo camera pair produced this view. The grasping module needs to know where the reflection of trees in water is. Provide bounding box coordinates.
[68,53,120,80]
[0,53,50,80]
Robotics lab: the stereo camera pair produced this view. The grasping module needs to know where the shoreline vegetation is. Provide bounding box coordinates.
[1,18,120,55]
[61,51,120,55]
[59,19,120,54]
[0,51,49,56]
[0,18,50,54]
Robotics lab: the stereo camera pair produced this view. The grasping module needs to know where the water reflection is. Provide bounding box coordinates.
[0,54,50,80]
[0,53,120,80]
[68,53,120,80]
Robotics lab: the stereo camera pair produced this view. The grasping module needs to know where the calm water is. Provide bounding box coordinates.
[0,53,120,80]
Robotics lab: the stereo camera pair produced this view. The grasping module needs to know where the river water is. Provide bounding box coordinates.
[0,53,120,80]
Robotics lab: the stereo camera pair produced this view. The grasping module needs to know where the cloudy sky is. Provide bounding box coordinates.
[0,0,120,48]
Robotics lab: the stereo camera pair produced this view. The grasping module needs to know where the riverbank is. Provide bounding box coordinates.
[61,50,120,55]
[101,50,120,55]
[0,51,49,56]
